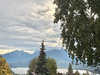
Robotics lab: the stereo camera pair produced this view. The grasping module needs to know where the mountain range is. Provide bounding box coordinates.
[2,49,93,70]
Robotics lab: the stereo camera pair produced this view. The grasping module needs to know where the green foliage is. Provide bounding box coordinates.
[68,63,73,74]
[46,57,57,75]
[35,41,49,75]
[75,70,80,75]
[28,57,57,75]
[54,0,100,67]
[27,57,38,75]
[0,57,12,75]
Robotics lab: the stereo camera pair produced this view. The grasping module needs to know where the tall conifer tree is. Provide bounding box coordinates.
[35,41,49,75]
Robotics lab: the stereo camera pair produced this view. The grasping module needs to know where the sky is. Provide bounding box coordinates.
[0,0,62,54]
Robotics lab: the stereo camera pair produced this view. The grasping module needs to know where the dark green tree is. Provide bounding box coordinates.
[68,63,73,74]
[46,57,57,75]
[35,41,49,75]
[27,58,38,75]
[54,0,100,66]
[27,57,57,75]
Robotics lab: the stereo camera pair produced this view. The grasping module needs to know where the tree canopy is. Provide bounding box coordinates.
[54,0,100,67]
[28,57,57,75]
[46,57,57,75]
[0,57,12,75]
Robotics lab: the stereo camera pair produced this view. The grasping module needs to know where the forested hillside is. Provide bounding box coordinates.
[0,56,12,75]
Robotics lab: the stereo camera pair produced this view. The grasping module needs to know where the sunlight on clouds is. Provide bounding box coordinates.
[0,49,35,54]
[0,49,14,54]
[44,1,56,21]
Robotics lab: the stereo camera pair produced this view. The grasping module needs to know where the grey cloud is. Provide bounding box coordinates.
[0,0,61,52]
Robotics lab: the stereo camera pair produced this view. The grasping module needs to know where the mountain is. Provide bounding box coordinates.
[3,50,34,63]
[0,56,13,75]
[2,50,38,68]
[2,50,92,70]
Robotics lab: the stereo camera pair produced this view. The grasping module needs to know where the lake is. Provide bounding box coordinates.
[11,67,95,75]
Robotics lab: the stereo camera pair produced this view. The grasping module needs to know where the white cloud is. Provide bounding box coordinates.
[0,0,61,54]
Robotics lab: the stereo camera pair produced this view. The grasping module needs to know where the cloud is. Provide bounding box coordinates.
[0,0,61,54]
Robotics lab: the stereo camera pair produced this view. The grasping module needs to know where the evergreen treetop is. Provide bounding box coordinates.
[35,41,49,75]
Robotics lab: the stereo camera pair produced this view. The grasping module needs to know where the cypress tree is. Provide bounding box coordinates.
[68,63,73,74]
[35,41,49,75]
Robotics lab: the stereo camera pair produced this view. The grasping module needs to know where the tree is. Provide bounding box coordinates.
[35,41,49,75]
[46,57,57,75]
[0,57,12,75]
[54,0,100,67]
[75,70,80,75]
[68,63,73,74]
[28,57,57,75]
[0,68,3,75]
[27,58,38,75]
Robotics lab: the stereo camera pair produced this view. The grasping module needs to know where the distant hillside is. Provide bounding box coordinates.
[2,50,92,70]
[2,50,34,63]
[0,56,13,75]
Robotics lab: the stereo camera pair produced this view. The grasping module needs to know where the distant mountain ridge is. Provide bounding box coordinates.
[2,50,92,70]
[3,50,34,63]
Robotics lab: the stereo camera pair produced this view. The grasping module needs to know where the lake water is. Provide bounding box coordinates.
[11,68,28,74]
[11,68,95,75]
